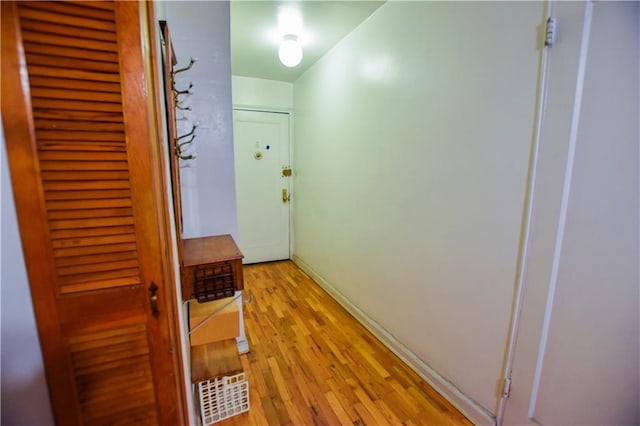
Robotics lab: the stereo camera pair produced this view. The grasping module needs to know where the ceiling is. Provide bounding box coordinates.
[230,1,385,83]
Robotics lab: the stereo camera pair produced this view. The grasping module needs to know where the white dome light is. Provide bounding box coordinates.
[278,35,303,68]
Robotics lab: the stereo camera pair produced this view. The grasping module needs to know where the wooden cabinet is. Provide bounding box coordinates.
[181,234,244,302]
[1,1,184,424]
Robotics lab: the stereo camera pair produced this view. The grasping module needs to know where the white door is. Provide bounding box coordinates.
[503,2,639,424]
[233,109,291,264]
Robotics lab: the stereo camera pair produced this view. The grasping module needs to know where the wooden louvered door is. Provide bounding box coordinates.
[1,1,184,424]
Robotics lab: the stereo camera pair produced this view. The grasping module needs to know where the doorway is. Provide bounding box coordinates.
[502,2,640,424]
[233,109,291,264]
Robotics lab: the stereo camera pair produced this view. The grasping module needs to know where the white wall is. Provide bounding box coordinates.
[232,76,293,111]
[1,122,55,425]
[165,0,238,239]
[292,1,542,421]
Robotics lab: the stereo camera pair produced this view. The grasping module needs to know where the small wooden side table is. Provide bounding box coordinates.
[181,234,244,303]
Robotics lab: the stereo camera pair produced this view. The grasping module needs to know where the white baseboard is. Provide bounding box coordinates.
[292,255,496,426]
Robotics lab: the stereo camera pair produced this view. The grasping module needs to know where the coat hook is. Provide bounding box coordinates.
[177,152,196,160]
[175,144,195,161]
[177,124,197,141]
[173,81,193,95]
[176,103,191,111]
[177,135,195,151]
[173,57,197,75]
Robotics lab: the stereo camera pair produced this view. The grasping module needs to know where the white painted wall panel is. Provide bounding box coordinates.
[293,1,541,413]
[166,1,238,239]
[232,76,293,110]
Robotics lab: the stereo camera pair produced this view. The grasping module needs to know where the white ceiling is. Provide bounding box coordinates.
[230,1,385,83]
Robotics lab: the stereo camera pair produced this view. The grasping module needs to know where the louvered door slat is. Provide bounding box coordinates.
[51,225,134,239]
[24,42,118,63]
[32,83,121,100]
[36,120,124,132]
[55,251,137,268]
[22,1,116,21]
[42,171,129,182]
[31,87,122,102]
[32,99,122,114]
[30,77,121,94]
[51,233,136,249]
[53,242,138,258]
[49,216,133,229]
[45,190,131,201]
[58,259,139,277]
[20,19,117,42]
[3,1,182,423]
[47,199,132,211]
[44,181,129,191]
[29,67,121,83]
[39,141,125,151]
[22,30,117,53]
[47,207,131,219]
[26,54,120,73]
[57,266,139,283]
[40,160,128,171]
[37,131,125,142]
[39,150,126,161]
[47,198,133,212]
[18,7,116,32]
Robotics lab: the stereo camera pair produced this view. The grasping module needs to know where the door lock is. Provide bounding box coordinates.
[282,188,290,203]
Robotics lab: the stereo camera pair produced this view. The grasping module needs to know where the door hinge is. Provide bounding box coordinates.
[501,377,512,399]
[545,16,557,47]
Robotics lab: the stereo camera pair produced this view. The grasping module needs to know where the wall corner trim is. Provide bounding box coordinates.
[292,255,497,426]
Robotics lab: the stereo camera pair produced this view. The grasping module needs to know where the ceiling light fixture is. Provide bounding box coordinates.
[278,34,303,68]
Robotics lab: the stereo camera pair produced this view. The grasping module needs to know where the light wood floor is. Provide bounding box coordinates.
[218,261,471,425]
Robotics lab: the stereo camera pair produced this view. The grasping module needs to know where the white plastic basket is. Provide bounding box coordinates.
[197,372,250,425]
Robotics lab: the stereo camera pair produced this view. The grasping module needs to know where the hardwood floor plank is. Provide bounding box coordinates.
[374,399,404,424]
[324,391,353,425]
[214,261,471,426]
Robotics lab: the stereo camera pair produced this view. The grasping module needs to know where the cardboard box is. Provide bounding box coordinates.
[189,297,239,346]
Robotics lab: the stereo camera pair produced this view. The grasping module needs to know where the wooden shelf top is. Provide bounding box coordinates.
[191,339,243,383]
[182,234,243,267]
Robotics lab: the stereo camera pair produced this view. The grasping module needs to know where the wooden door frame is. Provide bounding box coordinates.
[143,2,189,423]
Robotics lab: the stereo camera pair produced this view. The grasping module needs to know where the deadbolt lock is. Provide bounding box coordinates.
[282,168,292,177]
